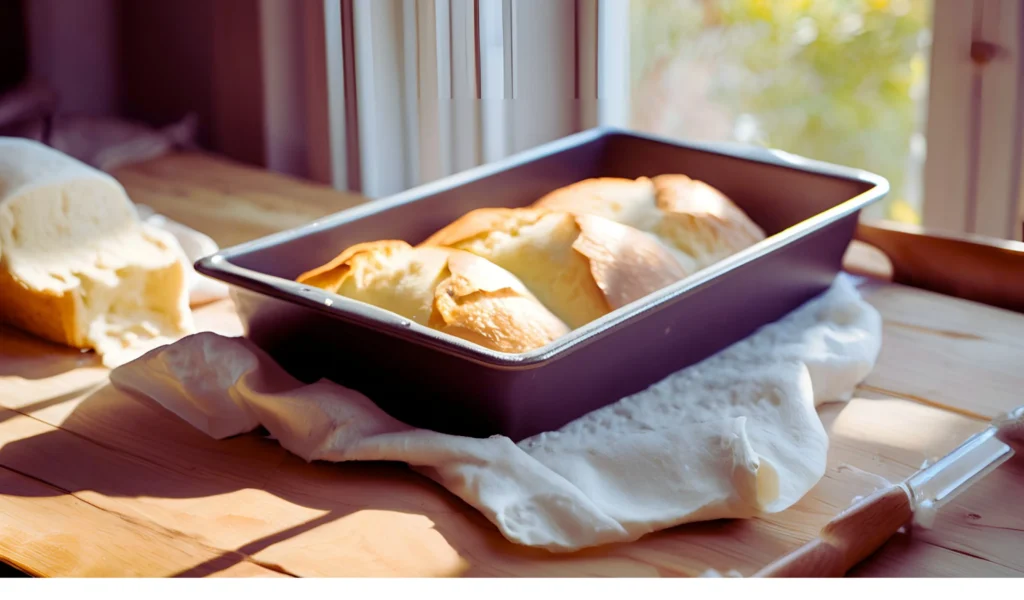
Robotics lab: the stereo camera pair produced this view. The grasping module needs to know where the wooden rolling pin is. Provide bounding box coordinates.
[755,406,1024,577]
[754,484,913,577]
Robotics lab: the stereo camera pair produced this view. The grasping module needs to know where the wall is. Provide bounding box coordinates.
[118,0,214,139]
[0,0,27,93]
[118,0,265,166]
[24,0,118,115]
[14,0,323,176]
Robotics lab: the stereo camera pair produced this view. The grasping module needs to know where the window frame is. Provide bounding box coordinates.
[922,0,1023,241]
[589,0,1024,240]
[312,0,1023,240]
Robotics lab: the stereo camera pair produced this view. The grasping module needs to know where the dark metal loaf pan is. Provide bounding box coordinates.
[196,128,888,441]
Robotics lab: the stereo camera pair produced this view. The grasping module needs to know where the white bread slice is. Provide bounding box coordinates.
[0,137,194,366]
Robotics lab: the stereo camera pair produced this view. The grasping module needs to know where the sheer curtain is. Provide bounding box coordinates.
[294,0,1022,239]
[321,0,630,198]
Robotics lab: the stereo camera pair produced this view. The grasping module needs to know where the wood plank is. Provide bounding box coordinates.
[1,146,1021,576]
[851,536,1023,578]
[110,152,368,248]
[860,283,1024,420]
[842,240,894,282]
[0,466,286,578]
[3,284,1023,577]
[2,310,1021,578]
[0,299,241,411]
[856,221,1024,314]
[850,454,1024,577]
[906,462,1024,573]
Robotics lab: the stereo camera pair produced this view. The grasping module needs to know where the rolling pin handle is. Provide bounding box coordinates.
[754,484,914,577]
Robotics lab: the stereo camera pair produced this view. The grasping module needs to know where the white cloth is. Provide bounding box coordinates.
[136,204,230,306]
[109,274,882,552]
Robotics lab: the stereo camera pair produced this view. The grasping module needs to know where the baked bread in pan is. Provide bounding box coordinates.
[299,174,761,353]
[297,240,570,353]
[533,175,765,269]
[421,208,688,329]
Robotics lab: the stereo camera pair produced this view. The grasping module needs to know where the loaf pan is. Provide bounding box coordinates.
[196,127,888,441]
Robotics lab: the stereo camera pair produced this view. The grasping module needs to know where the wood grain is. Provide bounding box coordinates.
[0,466,286,578]
[842,240,894,282]
[860,282,1024,420]
[1,153,1021,577]
[754,485,914,577]
[856,221,1024,314]
[1,288,1022,578]
[110,152,368,249]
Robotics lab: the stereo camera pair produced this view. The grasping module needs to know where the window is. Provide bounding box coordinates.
[626,0,1019,239]
[308,0,1023,241]
[626,0,1022,240]
[630,0,932,225]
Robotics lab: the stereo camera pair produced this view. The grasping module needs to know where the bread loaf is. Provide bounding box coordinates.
[297,240,570,353]
[297,173,763,353]
[420,208,689,329]
[533,175,765,269]
[0,137,193,366]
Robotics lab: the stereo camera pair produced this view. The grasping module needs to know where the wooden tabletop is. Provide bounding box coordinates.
[110,151,368,249]
[1,153,1021,577]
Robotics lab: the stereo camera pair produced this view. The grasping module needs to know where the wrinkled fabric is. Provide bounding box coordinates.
[111,274,881,552]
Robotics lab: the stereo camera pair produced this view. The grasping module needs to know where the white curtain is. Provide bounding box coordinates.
[328,0,630,198]
[264,0,1023,239]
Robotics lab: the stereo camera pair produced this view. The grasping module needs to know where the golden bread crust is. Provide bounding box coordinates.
[296,240,412,291]
[0,264,79,347]
[531,174,765,269]
[432,250,570,353]
[534,177,659,229]
[420,207,548,247]
[572,213,688,310]
[295,173,763,353]
[420,207,688,328]
[651,174,765,264]
[297,240,569,353]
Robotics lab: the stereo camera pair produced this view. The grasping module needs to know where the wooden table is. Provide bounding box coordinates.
[1,153,1022,577]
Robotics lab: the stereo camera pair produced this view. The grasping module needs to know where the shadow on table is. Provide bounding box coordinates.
[0,561,30,577]
[0,325,102,380]
[7,380,997,577]
[5,382,738,577]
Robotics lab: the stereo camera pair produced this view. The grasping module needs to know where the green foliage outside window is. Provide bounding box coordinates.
[631,0,932,223]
